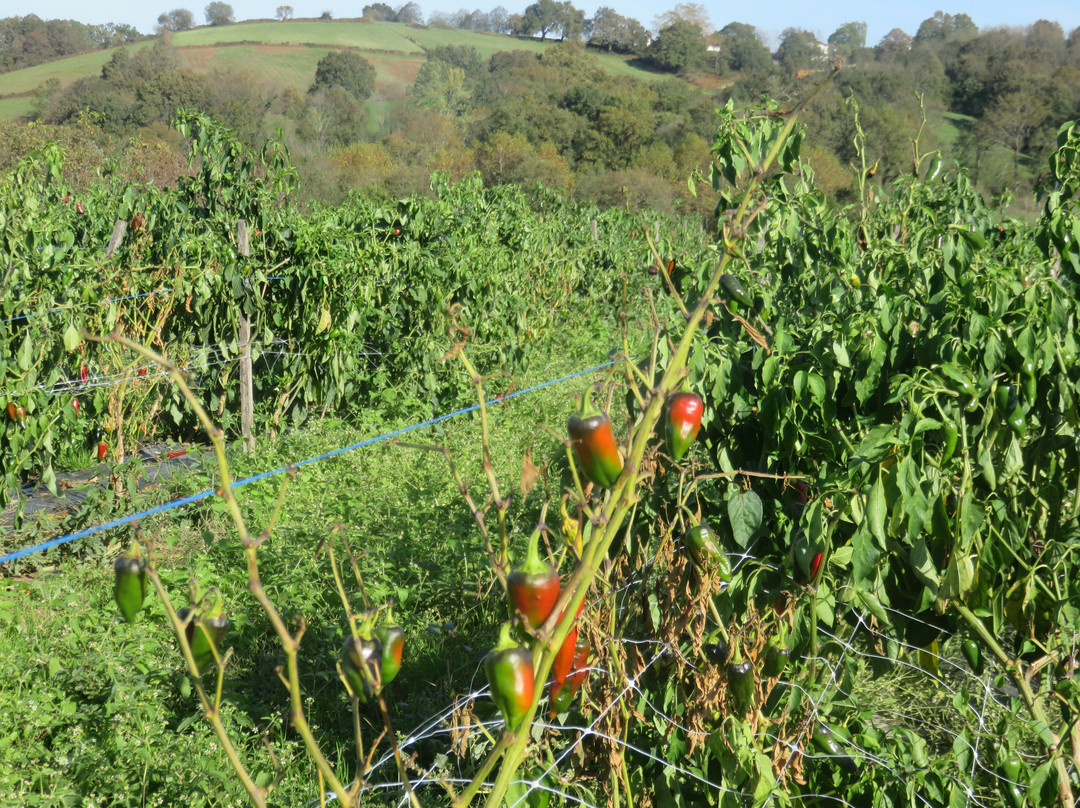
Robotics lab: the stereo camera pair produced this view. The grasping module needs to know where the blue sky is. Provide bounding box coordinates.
[6,0,1079,48]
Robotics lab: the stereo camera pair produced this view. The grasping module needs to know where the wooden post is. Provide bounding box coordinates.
[105,219,128,258]
[237,219,254,453]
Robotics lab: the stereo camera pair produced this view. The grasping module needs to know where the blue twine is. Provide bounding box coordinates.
[0,359,616,566]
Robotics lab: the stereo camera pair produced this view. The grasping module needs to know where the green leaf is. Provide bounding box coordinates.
[867,473,887,548]
[851,525,880,585]
[63,323,82,352]
[726,488,762,548]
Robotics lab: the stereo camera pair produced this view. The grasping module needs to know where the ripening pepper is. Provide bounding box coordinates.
[550,637,590,716]
[485,622,535,731]
[113,544,147,623]
[375,606,404,686]
[507,529,560,629]
[665,392,703,462]
[794,533,823,584]
[567,389,623,489]
[726,643,755,713]
[342,633,382,703]
[5,402,15,422]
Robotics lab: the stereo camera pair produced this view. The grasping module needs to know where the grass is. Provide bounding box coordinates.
[0,42,151,98]
[173,20,425,52]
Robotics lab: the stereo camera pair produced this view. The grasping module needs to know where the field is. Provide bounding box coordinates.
[0,21,655,121]
[0,96,1079,808]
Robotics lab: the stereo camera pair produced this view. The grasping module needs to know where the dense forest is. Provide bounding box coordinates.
[1,7,1079,214]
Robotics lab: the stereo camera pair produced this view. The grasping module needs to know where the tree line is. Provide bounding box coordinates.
[5,8,1080,217]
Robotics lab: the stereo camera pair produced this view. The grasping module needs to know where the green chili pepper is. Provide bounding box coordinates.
[180,589,229,675]
[704,638,729,666]
[683,523,731,580]
[720,274,752,307]
[665,392,703,462]
[961,638,983,675]
[762,634,790,678]
[1022,368,1037,404]
[940,421,959,464]
[113,544,147,623]
[999,753,1025,808]
[940,364,977,410]
[812,723,857,773]
[726,643,755,713]
[567,389,623,489]
[485,622,535,730]
[1006,408,1026,439]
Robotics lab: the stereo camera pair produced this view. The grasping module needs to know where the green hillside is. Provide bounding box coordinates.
[0,41,152,98]
[0,20,656,121]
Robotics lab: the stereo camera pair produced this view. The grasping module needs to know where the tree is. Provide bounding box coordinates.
[776,28,826,75]
[488,6,510,33]
[275,6,294,20]
[652,3,710,35]
[715,22,772,75]
[410,61,472,116]
[394,3,423,24]
[310,50,376,100]
[558,2,585,40]
[362,3,394,21]
[156,9,194,31]
[876,28,912,59]
[520,0,562,40]
[586,8,647,53]
[914,11,977,47]
[828,21,866,60]
[649,20,707,72]
[204,2,234,26]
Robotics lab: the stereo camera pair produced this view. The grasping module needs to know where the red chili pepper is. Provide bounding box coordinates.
[550,637,590,715]
[72,399,79,417]
[665,392,703,462]
[80,364,88,384]
[5,402,15,422]
[76,202,84,214]
[507,529,560,629]
[98,442,108,461]
[485,622,535,730]
[138,367,147,376]
[552,624,578,684]
[567,389,623,488]
[15,406,26,428]
[809,552,824,583]
[167,449,188,459]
